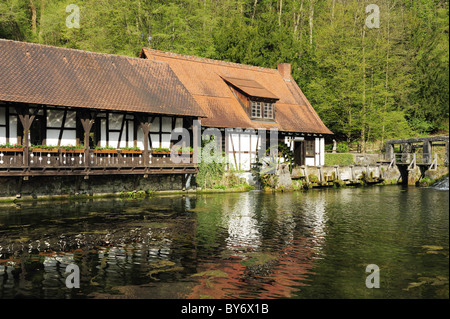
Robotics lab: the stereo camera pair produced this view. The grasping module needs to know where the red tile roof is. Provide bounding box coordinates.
[0,39,205,118]
[141,48,333,135]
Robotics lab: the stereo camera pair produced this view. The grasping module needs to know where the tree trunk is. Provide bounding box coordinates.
[381,6,391,147]
[251,0,258,25]
[38,0,45,42]
[309,0,314,48]
[293,0,304,41]
[331,0,336,26]
[30,0,37,35]
[361,25,366,153]
[279,0,283,26]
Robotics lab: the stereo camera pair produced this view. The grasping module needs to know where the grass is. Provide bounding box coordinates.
[325,153,355,166]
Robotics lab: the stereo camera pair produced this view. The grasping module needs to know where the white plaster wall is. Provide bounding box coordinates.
[60,130,77,146]
[315,137,320,166]
[320,137,325,166]
[127,121,134,146]
[46,129,61,146]
[250,134,260,164]
[175,118,183,129]
[100,119,107,147]
[109,132,120,148]
[305,157,315,166]
[0,107,5,145]
[150,134,160,148]
[150,117,160,132]
[161,134,171,149]
[9,113,17,145]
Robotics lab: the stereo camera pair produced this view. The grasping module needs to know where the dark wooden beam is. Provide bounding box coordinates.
[136,114,152,165]
[15,106,39,166]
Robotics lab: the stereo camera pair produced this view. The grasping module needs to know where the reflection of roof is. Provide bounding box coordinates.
[221,76,279,100]
[141,48,333,135]
[0,39,205,118]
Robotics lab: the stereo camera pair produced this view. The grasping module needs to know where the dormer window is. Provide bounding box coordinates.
[251,101,262,118]
[251,101,274,120]
[264,103,274,119]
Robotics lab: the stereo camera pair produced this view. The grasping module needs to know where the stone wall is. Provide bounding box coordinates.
[292,164,400,183]
[0,174,185,200]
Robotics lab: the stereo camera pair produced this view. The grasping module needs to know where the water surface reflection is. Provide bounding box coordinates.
[0,186,448,299]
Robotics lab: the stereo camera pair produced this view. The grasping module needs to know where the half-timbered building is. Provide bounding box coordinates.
[140,49,333,171]
[0,39,205,178]
[0,39,332,181]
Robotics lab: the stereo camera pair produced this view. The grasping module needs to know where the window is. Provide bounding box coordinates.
[251,101,261,118]
[264,103,274,119]
[251,101,275,119]
[305,140,315,156]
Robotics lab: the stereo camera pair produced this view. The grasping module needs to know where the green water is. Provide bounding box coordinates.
[0,184,448,299]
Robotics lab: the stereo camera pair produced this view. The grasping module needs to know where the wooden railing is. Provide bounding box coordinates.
[387,153,439,170]
[0,148,195,176]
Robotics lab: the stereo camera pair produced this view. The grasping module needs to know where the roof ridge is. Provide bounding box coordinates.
[142,48,277,73]
[0,39,156,64]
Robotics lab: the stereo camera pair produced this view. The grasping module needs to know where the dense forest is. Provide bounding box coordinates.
[1,0,448,150]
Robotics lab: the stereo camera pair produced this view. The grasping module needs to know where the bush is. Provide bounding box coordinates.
[336,142,349,153]
[325,153,354,166]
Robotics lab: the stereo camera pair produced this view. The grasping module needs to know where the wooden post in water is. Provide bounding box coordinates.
[334,165,340,181]
[350,165,355,182]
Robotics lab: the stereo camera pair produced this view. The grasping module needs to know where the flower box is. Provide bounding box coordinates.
[60,149,85,153]
[120,150,143,154]
[32,148,59,153]
[94,149,118,154]
[0,147,24,152]
[151,151,171,155]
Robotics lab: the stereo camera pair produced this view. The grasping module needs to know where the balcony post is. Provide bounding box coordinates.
[79,111,96,168]
[137,114,152,167]
[15,106,36,167]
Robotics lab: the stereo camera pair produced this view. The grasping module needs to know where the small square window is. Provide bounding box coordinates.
[251,101,261,118]
[264,103,274,119]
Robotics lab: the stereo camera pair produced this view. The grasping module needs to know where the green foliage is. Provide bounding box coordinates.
[1,0,448,141]
[94,145,115,150]
[325,153,355,166]
[31,144,58,149]
[0,142,24,148]
[59,144,85,150]
[152,147,170,153]
[120,146,141,151]
[196,137,247,190]
[336,142,349,153]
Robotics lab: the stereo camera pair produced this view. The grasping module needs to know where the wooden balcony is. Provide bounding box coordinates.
[0,148,197,177]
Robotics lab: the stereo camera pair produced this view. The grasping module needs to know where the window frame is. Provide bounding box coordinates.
[251,101,262,119]
[305,139,315,157]
[264,102,274,119]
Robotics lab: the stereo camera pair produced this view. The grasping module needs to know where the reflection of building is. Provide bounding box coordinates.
[188,192,328,299]
[221,193,261,251]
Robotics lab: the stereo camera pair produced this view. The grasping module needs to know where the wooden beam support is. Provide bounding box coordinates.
[15,106,38,166]
[136,114,152,166]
